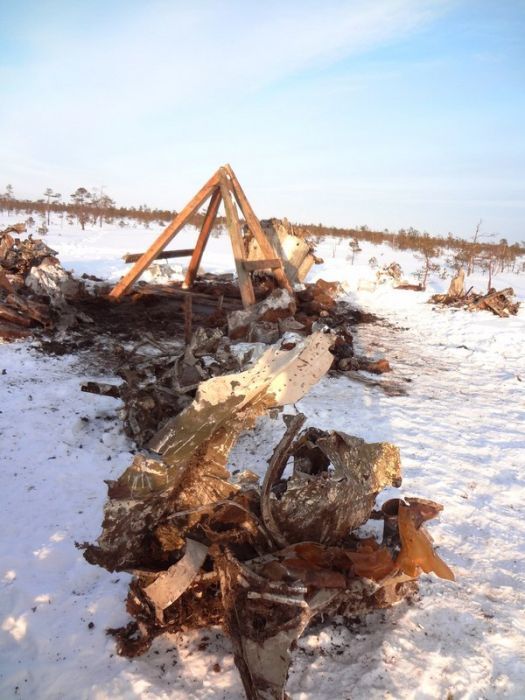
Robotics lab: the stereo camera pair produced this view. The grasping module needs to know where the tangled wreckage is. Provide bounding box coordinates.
[2,166,456,699]
[81,331,454,700]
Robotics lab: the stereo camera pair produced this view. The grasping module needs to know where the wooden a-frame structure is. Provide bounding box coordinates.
[109,165,292,307]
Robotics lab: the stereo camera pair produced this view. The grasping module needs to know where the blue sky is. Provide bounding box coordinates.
[1,0,524,241]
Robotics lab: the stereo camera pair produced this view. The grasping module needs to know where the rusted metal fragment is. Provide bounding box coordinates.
[0,321,32,340]
[5,293,51,325]
[214,545,324,700]
[0,269,14,293]
[214,541,420,700]
[143,538,208,623]
[81,381,121,398]
[271,429,401,544]
[396,502,455,580]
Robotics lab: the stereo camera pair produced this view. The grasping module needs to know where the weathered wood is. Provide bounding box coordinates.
[109,170,221,300]
[184,187,222,289]
[219,172,256,308]
[133,284,243,310]
[0,321,32,340]
[242,258,282,272]
[123,249,195,264]
[225,164,292,293]
[0,303,32,327]
[481,298,506,317]
[5,293,50,325]
[471,287,513,308]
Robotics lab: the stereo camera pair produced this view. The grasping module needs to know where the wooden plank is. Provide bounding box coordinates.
[183,187,222,288]
[183,295,193,344]
[0,321,32,340]
[0,303,32,327]
[219,172,256,308]
[109,170,221,300]
[134,284,243,310]
[242,258,282,272]
[225,164,293,293]
[123,249,195,264]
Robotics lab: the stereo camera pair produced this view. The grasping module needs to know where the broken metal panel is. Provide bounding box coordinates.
[271,430,402,545]
[143,538,209,623]
[247,218,316,285]
[149,330,334,462]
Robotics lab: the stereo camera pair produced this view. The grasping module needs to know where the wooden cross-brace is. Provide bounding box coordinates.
[109,165,292,307]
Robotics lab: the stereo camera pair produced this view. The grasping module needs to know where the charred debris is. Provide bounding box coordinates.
[430,286,519,317]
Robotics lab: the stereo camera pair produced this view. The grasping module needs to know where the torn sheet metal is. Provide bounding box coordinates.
[271,429,402,544]
[83,332,334,571]
[247,218,316,284]
[144,538,209,623]
[396,502,455,580]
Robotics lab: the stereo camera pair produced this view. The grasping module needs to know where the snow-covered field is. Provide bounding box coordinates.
[1,218,524,699]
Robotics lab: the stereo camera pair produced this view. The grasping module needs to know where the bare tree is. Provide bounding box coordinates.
[43,188,61,225]
[70,187,91,230]
[415,238,441,290]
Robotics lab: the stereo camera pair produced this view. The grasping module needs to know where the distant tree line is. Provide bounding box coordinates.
[0,183,195,233]
[291,220,524,281]
[1,183,523,281]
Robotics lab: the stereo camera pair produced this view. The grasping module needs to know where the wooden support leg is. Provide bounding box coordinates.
[219,171,256,308]
[183,295,193,345]
[183,187,222,289]
[225,164,293,294]
[109,170,221,300]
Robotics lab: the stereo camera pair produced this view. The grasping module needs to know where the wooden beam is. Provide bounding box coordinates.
[133,284,243,310]
[219,171,256,308]
[242,258,282,272]
[183,295,193,344]
[183,187,221,289]
[109,170,221,300]
[224,164,293,294]
[123,249,195,264]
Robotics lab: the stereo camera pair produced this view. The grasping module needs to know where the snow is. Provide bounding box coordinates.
[1,217,525,699]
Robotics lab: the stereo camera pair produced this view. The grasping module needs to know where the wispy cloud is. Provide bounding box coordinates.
[0,1,447,165]
[3,1,523,241]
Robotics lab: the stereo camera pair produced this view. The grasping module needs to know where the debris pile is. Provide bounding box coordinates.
[82,327,256,446]
[430,287,520,317]
[0,224,84,340]
[82,333,454,700]
[81,278,389,445]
